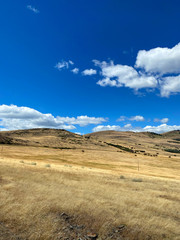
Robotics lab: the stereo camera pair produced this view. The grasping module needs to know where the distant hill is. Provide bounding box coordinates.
[0,135,13,145]
[85,130,163,140]
[85,130,180,155]
[0,128,109,150]
[85,130,180,139]
[162,130,180,138]
[0,128,180,154]
[1,128,79,138]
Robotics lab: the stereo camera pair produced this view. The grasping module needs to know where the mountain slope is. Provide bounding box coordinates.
[85,130,180,155]
[0,128,180,154]
[0,128,109,150]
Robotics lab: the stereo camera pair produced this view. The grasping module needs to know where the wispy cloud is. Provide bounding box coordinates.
[117,116,126,122]
[27,5,39,14]
[55,60,74,71]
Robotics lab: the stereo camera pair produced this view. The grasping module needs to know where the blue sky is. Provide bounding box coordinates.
[0,0,180,134]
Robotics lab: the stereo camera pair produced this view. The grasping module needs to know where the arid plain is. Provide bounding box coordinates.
[0,129,180,240]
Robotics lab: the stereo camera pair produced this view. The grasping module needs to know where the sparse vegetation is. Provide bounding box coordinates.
[0,154,179,240]
[167,140,180,144]
[0,129,180,240]
[30,162,37,165]
[165,148,180,154]
[105,142,134,153]
[132,178,143,182]
[173,138,180,141]
[120,175,125,179]
[146,132,162,138]
[45,164,51,168]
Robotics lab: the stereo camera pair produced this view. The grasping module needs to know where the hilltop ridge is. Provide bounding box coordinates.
[0,128,179,155]
[0,128,108,150]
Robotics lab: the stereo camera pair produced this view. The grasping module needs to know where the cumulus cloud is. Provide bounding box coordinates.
[94,60,157,90]
[117,115,145,122]
[71,68,79,74]
[56,116,107,127]
[93,43,180,97]
[27,5,39,14]
[129,115,145,121]
[92,123,180,134]
[135,43,180,74]
[143,124,180,133]
[160,75,180,97]
[92,125,128,132]
[0,105,107,131]
[82,69,97,76]
[55,60,74,71]
[154,118,169,124]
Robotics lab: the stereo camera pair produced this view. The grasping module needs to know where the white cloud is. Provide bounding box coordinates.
[27,5,39,14]
[129,115,145,121]
[82,69,97,76]
[154,118,169,124]
[117,116,126,122]
[71,68,79,74]
[0,105,107,131]
[56,115,107,127]
[160,75,180,97]
[69,60,74,65]
[135,43,180,74]
[95,60,157,90]
[143,124,180,134]
[124,123,132,128]
[92,125,126,132]
[55,60,74,71]
[117,115,145,122]
[93,43,180,97]
[92,123,180,134]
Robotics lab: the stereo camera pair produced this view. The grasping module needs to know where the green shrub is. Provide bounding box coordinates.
[120,175,125,179]
[105,142,134,153]
[45,164,51,168]
[165,149,180,154]
[132,178,143,182]
[30,162,37,165]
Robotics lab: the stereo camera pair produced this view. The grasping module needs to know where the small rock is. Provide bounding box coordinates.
[69,225,74,230]
[61,212,66,217]
[60,212,69,220]
[87,233,98,239]
[118,224,125,230]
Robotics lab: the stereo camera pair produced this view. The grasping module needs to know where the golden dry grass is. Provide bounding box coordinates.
[0,144,180,240]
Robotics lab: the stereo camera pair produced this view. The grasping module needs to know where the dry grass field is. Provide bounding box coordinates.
[0,129,180,240]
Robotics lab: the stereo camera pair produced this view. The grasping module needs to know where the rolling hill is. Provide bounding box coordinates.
[0,128,109,150]
[0,128,179,155]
